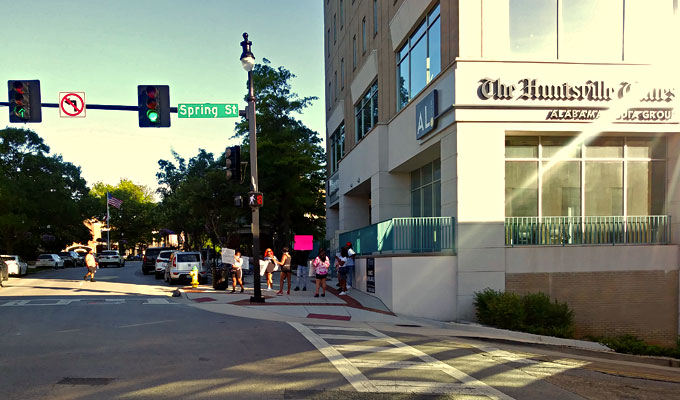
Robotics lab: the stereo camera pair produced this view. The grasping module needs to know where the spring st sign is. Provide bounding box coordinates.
[178,103,238,118]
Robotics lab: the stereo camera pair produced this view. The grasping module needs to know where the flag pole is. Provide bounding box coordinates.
[106,192,110,250]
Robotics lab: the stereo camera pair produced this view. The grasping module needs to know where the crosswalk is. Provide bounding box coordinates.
[289,322,516,398]
[0,298,177,306]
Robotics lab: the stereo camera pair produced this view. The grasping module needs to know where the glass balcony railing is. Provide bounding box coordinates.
[505,216,671,246]
[339,217,455,255]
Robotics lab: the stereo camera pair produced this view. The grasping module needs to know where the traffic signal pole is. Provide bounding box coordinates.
[247,68,264,304]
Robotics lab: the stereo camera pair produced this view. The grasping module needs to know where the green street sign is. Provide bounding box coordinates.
[178,103,239,118]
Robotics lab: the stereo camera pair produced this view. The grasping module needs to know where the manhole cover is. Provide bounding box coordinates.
[57,377,114,386]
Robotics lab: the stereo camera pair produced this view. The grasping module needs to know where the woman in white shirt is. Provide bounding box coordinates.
[231,251,245,293]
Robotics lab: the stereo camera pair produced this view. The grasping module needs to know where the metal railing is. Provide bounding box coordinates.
[339,216,455,255]
[505,215,671,246]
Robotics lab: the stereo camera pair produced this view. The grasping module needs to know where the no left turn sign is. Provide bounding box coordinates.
[59,92,86,118]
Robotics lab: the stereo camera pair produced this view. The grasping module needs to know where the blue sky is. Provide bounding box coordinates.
[0,0,325,190]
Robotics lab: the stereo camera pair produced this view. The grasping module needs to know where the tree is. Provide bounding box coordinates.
[156,149,248,251]
[233,59,326,250]
[0,127,93,258]
[90,179,156,252]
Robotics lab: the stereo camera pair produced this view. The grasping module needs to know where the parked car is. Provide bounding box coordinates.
[0,260,8,286]
[70,251,85,267]
[1,255,28,276]
[142,247,173,275]
[35,254,64,269]
[97,250,124,268]
[57,251,82,268]
[165,251,205,285]
[154,250,173,280]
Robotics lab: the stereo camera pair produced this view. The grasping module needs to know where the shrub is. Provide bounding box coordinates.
[590,334,680,359]
[473,288,574,338]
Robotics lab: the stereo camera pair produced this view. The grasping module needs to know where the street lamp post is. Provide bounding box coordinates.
[240,32,264,303]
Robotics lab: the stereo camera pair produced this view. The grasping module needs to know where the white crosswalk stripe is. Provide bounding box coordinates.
[289,322,516,399]
[0,298,177,306]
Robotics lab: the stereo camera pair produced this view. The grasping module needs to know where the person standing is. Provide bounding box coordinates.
[276,246,292,296]
[263,248,277,291]
[293,250,310,291]
[312,248,330,298]
[345,241,356,290]
[83,248,98,282]
[231,251,245,293]
[335,246,348,295]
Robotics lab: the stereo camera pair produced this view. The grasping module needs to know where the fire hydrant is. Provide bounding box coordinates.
[190,266,199,288]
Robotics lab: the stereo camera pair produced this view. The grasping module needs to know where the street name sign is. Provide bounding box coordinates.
[178,103,238,118]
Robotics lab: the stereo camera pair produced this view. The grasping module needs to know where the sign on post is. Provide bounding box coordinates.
[59,92,86,118]
[178,103,238,118]
[366,257,375,293]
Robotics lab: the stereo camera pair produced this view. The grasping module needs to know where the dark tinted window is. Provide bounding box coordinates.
[101,251,118,255]
[39,255,52,259]
[1,256,13,262]
[159,251,172,259]
[59,252,71,257]
[177,253,200,262]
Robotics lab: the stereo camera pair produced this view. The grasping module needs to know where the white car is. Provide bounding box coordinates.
[154,250,173,280]
[97,250,125,268]
[1,255,28,276]
[35,254,64,269]
[165,251,205,285]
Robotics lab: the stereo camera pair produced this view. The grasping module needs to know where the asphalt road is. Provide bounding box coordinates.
[1,262,680,399]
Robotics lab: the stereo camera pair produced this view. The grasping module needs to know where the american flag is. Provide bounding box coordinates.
[107,193,123,209]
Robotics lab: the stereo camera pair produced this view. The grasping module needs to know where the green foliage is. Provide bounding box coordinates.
[587,334,680,359]
[233,58,326,248]
[0,127,93,259]
[474,288,574,338]
[90,179,157,251]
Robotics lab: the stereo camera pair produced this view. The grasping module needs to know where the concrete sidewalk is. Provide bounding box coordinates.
[178,272,612,354]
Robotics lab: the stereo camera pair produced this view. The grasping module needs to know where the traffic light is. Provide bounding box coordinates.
[137,85,170,127]
[233,194,243,207]
[7,80,41,123]
[225,146,241,181]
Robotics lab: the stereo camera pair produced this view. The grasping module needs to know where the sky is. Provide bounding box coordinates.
[0,0,325,192]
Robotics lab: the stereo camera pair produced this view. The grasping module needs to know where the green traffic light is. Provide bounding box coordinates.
[147,110,159,123]
[13,106,26,119]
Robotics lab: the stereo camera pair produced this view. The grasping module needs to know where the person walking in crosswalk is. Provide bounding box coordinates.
[83,248,98,282]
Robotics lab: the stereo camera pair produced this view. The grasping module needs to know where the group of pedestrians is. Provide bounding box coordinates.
[244,242,355,298]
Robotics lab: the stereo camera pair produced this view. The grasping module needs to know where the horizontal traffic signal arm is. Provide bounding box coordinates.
[0,102,180,112]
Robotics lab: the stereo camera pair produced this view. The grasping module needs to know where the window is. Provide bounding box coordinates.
[352,35,357,69]
[333,14,337,43]
[327,28,331,56]
[339,0,344,28]
[396,4,441,110]
[341,58,345,89]
[373,0,378,36]
[507,0,676,61]
[411,160,441,217]
[354,81,378,141]
[505,136,666,218]
[362,17,366,53]
[330,123,345,174]
[334,71,337,100]
[327,82,331,110]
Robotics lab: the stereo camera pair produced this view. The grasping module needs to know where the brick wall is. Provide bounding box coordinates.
[506,271,679,347]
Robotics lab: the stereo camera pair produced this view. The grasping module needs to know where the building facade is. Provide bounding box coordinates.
[324,0,680,346]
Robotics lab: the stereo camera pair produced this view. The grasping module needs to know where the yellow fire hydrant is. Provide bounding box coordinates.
[190,266,199,288]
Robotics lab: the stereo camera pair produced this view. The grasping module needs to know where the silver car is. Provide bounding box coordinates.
[35,254,64,269]
[165,251,205,285]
